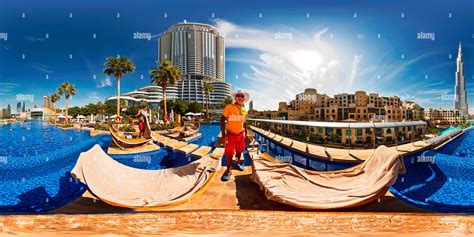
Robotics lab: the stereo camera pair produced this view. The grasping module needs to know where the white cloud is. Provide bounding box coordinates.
[313,28,329,41]
[31,62,54,74]
[89,92,101,100]
[0,83,20,95]
[97,76,112,88]
[368,51,442,89]
[348,54,363,88]
[214,19,361,110]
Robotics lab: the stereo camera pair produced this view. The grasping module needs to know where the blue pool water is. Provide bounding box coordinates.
[110,149,200,170]
[390,128,474,213]
[439,125,461,136]
[0,121,110,213]
[253,131,354,171]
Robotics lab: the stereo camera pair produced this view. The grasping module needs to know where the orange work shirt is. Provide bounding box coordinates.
[222,104,247,134]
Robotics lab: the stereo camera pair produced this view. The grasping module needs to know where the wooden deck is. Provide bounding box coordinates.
[2,210,473,236]
[4,165,472,236]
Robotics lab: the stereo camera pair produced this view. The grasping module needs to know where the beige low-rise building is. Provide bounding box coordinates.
[248,88,427,148]
[424,108,466,127]
[251,88,423,123]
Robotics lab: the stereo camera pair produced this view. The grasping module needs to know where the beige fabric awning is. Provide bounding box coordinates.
[71,145,221,208]
[250,145,405,209]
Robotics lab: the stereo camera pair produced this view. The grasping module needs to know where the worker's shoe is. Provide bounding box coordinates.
[221,171,232,182]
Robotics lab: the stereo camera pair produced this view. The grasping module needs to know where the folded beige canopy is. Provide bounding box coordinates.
[250,145,405,209]
[71,145,221,208]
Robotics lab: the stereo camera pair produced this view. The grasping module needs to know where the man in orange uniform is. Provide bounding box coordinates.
[220,90,250,182]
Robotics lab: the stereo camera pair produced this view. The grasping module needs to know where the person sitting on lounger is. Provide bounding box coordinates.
[179,118,200,137]
[220,90,250,182]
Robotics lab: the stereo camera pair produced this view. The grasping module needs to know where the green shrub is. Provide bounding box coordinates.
[150,123,161,131]
[94,123,109,131]
[150,121,179,131]
[120,124,136,132]
[60,123,74,128]
[426,127,439,135]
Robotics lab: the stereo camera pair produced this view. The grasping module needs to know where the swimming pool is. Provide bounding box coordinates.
[390,128,474,213]
[439,125,462,136]
[0,121,110,213]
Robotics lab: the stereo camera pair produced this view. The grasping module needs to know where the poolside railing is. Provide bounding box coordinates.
[247,118,428,150]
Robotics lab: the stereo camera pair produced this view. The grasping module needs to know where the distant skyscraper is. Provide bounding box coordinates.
[454,42,468,115]
[6,104,10,117]
[17,102,21,113]
[43,95,51,109]
[22,101,25,112]
[158,21,232,104]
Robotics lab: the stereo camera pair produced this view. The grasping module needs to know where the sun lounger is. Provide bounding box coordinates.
[179,133,202,142]
[177,144,199,155]
[268,132,278,138]
[71,145,221,208]
[210,147,225,159]
[166,141,188,150]
[250,145,405,209]
[157,137,172,146]
[180,129,199,138]
[191,146,212,158]
[306,144,327,158]
[165,132,181,139]
[272,135,283,142]
[167,126,183,133]
[280,137,293,147]
[413,140,428,147]
[291,140,307,153]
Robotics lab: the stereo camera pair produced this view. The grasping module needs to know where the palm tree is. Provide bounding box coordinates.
[149,60,181,123]
[50,93,60,125]
[220,96,233,109]
[57,82,77,124]
[203,82,214,119]
[103,57,135,120]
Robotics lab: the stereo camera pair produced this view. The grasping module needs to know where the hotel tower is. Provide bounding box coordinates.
[107,22,233,108]
[454,42,468,115]
[158,21,232,104]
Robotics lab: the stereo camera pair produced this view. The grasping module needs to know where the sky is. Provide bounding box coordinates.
[0,0,473,112]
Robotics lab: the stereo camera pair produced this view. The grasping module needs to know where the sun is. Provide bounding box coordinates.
[289,50,323,72]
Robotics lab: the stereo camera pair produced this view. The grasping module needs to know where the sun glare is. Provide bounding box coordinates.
[290,50,323,72]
